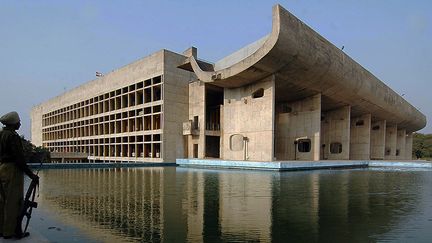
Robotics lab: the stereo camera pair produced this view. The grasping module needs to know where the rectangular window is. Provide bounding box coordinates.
[297,139,311,153]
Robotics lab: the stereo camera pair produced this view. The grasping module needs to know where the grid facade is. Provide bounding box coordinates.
[41,75,164,162]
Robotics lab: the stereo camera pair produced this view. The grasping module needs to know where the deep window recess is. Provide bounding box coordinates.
[297,139,311,153]
[355,120,364,126]
[281,104,292,113]
[372,125,380,130]
[252,88,264,98]
[385,148,391,156]
[330,142,343,154]
[193,144,198,158]
[193,116,199,130]
[396,149,400,156]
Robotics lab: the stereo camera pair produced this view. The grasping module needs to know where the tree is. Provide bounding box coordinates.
[20,136,51,163]
[412,133,432,160]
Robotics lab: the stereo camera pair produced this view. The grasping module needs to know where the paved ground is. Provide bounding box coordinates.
[0,228,49,243]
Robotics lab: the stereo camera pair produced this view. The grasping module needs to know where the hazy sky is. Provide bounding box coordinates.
[0,0,431,140]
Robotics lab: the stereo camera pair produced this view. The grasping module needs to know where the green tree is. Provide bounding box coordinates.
[412,133,432,160]
[20,136,51,163]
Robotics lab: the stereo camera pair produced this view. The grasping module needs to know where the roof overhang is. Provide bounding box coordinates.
[179,4,426,132]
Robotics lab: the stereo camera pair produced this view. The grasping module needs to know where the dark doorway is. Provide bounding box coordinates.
[205,136,220,158]
[193,144,198,158]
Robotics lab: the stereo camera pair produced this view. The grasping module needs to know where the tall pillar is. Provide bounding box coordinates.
[188,81,206,159]
[396,129,406,160]
[405,133,413,160]
[350,114,371,160]
[223,76,275,161]
[384,125,397,160]
[321,106,350,160]
[275,94,321,161]
[370,120,386,160]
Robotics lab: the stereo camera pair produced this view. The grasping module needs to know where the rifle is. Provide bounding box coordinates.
[17,178,39,234]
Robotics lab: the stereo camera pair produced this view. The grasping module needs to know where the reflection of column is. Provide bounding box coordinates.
[347,171,370,241]
[318,173,349,242]
[39,167,166,242]
[219,172,272,241]
[271,172,320,242]
[309,173,320,234]
[203,173,221,242]
[162,167,187,242]
[184,171,204,242]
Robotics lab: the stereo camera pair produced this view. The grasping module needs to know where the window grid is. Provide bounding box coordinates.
[41,75,163,160]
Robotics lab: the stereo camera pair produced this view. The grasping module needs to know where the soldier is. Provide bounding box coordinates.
[0,111,39,239]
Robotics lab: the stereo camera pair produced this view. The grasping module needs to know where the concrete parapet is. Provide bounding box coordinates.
[176,158,368,171]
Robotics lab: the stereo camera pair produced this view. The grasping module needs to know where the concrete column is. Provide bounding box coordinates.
[384,125,397,160]
[223,76,275,161]
[188,81,206,159]
[370,120,386,160]
[350,114,371,160]
[396,129,406,160]
[321,106,351,160]
[405,133,413,160]
[275,93,321,161]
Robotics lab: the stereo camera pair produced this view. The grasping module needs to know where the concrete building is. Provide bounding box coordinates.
[31,4,426,163]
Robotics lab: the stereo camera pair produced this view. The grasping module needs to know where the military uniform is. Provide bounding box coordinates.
[0,112,36,238]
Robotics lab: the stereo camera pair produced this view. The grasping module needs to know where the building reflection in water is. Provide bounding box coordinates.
[38,167,425,242]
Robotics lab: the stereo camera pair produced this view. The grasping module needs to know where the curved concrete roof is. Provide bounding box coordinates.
[182,4,426,132]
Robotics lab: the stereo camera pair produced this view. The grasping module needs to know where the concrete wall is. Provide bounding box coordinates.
[384,125,397,160]
[321,106,351,160]
[31,50,165,146]
[188,81,206,159]
[163,51,193,162]
[30,106,44,146]
[405,133,413,160]
[370,120,386,160]
[349,114,371,160]
[222,76,275,161]
[396,129,406,160]
[275,94,321,161]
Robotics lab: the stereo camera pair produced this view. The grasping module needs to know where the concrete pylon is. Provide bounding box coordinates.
[350,114,371,160]
[405,133,413,160]
[370,120,386,160]
[396,129,406,159]
[321,106,351,160]
[384,125,397,160]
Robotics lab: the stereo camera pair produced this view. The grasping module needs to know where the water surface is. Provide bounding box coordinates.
[31,167,432,242]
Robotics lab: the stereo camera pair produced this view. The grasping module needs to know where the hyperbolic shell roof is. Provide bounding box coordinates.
[180,4,426,132]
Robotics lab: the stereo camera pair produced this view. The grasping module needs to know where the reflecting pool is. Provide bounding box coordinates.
[30,167,432,242]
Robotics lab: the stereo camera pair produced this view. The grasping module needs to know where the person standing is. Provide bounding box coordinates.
[0,111,39,239]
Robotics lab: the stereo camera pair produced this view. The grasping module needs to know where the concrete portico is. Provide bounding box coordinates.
[180,4,425,163]
[32,4,425,165]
